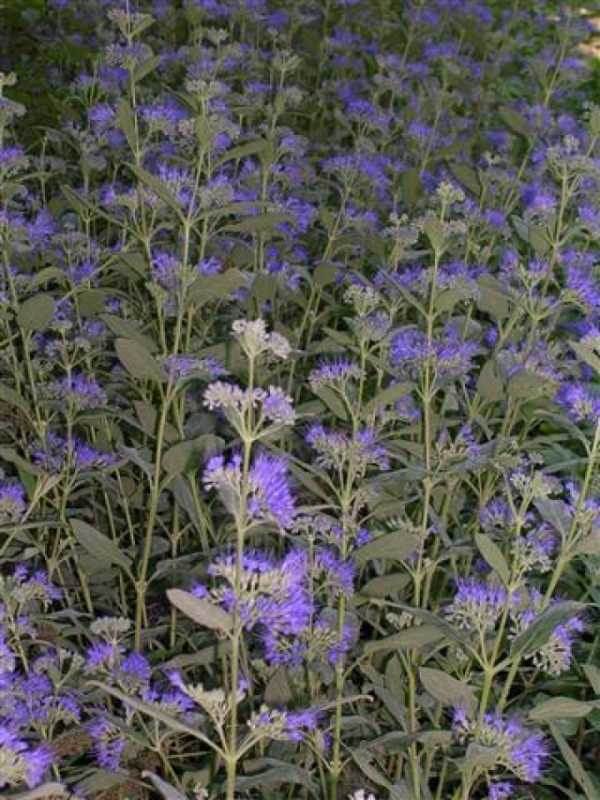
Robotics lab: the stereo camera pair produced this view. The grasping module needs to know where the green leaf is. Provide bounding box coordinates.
[0,382,29,415]
[584,665,600,694]
[534,498,572,540]
[474,533,510,585]
[75,771,127,795]
[550,724,597,800]
[475,274,510,320]
[576,529,600,555]
[101,314,157,351]
[115,338,166,383]
[78,289,112,317]
[314,261,338,287]
[449,163,480,195]
[117,99,136,151]
[419,667,476,712]
[401,168,423,209]
[61,185,89,216]
[17,294,55,332]
[507,370,549,400]
[71,519,132,573]
[365,382,414,415]
[424,216,445,252]
[0,446,40,476]
[163,435,222,477]
[128,164,182,216]
[9,784,68,800]
[133,54,161,83]
[251,272,278,303]
[354,532,420,564]
[140,773,187,800]
[372,602,475,653]
[236,761,318,797]
[167,589,233,634]
[570,341,600,376]
[223,212,290,234]
[351,750,394,794]
[529,697,592,722]
[359,573,411,598]
[477,361,504,403]
[118,250,147,277]
[590,105,600,137]
[216,138,270,166]
[463,743,500,771]
[264,666,293,705]
[186,269,246,306]
[90,681,222,753]
[365,626,444,654]
[312,386,348,420]
[528,223,551,256]
[499,106,532,137]
[29,266,65,289]
[510,601,584,658]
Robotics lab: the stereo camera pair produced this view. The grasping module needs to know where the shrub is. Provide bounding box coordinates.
[0,2,599,799]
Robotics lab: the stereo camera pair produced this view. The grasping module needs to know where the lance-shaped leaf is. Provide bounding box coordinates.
[534,498,572,540]
[17,294,55,332]
[115,338,166,383]
[499,106,532,137]
[364,382,414,415]
[223,212,290,234]
[529,697,592,722]
[359,573,411,599]
[424,216,445,252]
[449,163,480,195]
[419,667,477,713]
[141,772,187,800]
[186,269,246,306]
[365,625,444,654]
[510,601,584,658]
[475,533,510,585]
[117,99,136,151]
[89,681,224,755]
[370,601,477,655]
[354,532,420,564]
[128,164,183,216]
[167,588,233,634]
[9,784,68,800]
[550,724,597,800]
[71,519,132,574]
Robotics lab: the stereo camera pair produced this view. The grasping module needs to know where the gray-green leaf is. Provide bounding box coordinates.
[167,589,233,634]
[115,338,166,383]
[510,601,584,658]
[17,294,55,332]
[475,533,510,585]
[354,532,420,564]
[71,519,132,573]
[419,667,476,712]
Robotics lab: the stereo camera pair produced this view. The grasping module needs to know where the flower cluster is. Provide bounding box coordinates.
[203,450,296,529]
[453,709,548,784]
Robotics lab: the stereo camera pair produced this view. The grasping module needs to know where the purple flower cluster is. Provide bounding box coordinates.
[203,450,296,529]
[30,431,117,473]
[453,708,548,784]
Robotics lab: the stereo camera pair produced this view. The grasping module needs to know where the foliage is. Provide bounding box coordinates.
[0,1,599,799]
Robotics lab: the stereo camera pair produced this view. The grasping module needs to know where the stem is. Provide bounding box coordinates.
[134,381,173,651]
[225,356,255,800]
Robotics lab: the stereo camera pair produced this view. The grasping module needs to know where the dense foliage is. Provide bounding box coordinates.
[0,1,599,798]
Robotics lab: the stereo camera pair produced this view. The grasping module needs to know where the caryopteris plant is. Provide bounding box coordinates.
[0,1,599,798]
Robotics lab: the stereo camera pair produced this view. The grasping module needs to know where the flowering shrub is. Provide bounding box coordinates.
[0,1,599,799]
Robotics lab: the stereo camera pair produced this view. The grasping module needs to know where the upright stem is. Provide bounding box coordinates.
[134,380,173,651]
[225,356,255,800]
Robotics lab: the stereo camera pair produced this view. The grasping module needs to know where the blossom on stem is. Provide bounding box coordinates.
[203,450,296,529]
